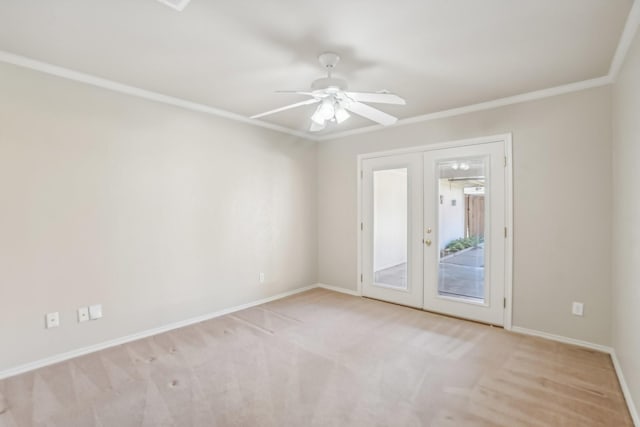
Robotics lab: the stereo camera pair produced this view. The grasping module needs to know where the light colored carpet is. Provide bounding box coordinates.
[0,288,632,426]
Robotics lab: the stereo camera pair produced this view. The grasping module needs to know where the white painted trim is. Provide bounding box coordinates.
[3,0,639,146]
[511,326,613,354]
[358,133,515,161]
[2,0,638,145]
[315,283,362,297]
[609,0,640,80]
[321,0,640,142]
[356,134,514,326]
[1,0,637,142]
[0,49,612,143]
[512,326,638,424]
[611,349,640,426]
[356,156,364,296]
[0,284,317,380]
[1,283,636,424]
[319,77,611,141]
[512,326,640,424]
[503,134,514,331]
[0,50,317,142]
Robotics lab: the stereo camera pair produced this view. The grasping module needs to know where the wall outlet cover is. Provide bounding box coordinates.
[572,302,584,316]
[45,312,60,329]
[78,307,90,323]
[259,272,265,283]
[89,304,103,320]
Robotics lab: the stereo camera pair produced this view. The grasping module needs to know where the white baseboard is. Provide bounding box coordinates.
[611,349,640,426]
[0,284,317,380]
[512,326,637,426]
[3,288,636,426]
[315,283,361,297]
[510,326,613,353]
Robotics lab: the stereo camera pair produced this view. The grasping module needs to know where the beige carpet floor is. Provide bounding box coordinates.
[0,288,633,426]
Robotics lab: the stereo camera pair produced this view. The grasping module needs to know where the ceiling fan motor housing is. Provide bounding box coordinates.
[311,77,348,92]
[318,52,340,69]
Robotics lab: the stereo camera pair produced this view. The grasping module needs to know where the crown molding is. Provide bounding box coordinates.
[317,76,612,141]
[319,1,640,142]
[1,1,638,143]
[0,50,318,142]
[609,0,640,80]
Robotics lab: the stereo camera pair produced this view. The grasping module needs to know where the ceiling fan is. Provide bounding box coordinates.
[251,52,406,132]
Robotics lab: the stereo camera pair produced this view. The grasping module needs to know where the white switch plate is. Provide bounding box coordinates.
[45,312,60,329]
[78,307,89,323]
[259,272,265,283]
[89,304,103,320]
[572,302,584,316]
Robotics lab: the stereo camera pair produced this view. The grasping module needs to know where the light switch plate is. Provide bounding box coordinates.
[89,304,103,320]
[78,307,89,323]
[45,312,60,329]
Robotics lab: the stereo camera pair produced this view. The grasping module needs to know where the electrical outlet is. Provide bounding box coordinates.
[45,312,60,329]
[78,307,89,323]
[89,304,103,320]
[572,302,584,316]
[259,272,265,283]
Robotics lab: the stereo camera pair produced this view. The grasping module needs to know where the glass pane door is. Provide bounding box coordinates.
[373,168,408,289]
[423,142,506,325]
[437,157,487,303]
[361,153,423,308]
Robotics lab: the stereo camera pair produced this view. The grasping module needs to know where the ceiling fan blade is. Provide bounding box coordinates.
[275,90,316,96]
[345,92,406,105]
[251,98,319,119]
[345,101,398,126]
[309,121,325,132]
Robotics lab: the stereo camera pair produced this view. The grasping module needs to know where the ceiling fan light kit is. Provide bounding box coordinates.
[251,52,406,132]
[334,105,350,123]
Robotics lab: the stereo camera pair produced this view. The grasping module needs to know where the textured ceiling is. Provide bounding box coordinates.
[0,0,632,135]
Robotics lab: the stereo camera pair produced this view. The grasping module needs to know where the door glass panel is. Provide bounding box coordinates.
[437,158,486,302]
[373,168,408,289]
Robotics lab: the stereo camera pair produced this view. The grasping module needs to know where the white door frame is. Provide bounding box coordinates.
[356,133,514,330]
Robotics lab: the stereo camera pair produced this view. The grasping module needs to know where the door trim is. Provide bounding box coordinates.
[356,133,514,330]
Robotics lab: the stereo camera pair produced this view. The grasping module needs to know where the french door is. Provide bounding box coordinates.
[361,154,424,307]
[361,140,508,325]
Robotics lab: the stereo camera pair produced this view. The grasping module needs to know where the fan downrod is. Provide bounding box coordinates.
[312,52,347,92]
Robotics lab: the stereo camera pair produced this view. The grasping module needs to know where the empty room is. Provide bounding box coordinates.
[1,0,639,425]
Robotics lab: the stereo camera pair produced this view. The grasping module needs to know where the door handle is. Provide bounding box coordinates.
[424,239,432,246]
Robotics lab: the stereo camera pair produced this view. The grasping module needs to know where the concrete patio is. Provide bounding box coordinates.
[373,245,485,300]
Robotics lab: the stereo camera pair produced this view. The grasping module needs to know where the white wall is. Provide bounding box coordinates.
[0,55,621,375]
[373,169,408,271]
[438,181,465,250]
[0,63,317,371]
[318,86,612,345]
[612,25,640,418]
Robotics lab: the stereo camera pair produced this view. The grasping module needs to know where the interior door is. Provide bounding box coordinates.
[422,142,506,325]
[362,153,423,308]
